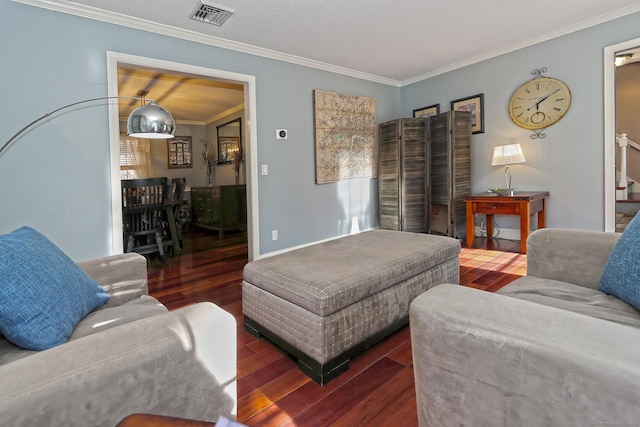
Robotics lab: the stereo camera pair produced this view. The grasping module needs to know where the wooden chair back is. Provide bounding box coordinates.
[121,177,168,260]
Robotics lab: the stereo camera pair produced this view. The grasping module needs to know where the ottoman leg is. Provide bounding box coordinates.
[244,316,350,385]
[243,317,263,339]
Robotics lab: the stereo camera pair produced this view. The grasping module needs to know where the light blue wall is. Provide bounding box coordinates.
[0,1,400,260]
[2,0,638,260]
[401,12,640,232]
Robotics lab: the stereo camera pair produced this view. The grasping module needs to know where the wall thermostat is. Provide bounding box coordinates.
[276,129,288,139]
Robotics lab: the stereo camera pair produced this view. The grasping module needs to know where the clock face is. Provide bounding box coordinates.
[508,77,571,130]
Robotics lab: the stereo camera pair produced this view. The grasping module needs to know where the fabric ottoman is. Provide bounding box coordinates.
[242,229,460,384]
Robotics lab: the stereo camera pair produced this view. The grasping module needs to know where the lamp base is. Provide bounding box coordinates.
[488,188,515,196]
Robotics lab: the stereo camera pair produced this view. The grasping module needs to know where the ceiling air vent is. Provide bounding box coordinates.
[190,1,235,26]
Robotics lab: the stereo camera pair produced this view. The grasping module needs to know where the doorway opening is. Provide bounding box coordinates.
[604,37,640,233]
[106,52,259,261]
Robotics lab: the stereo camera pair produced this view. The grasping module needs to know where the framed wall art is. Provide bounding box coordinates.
[313,90,377,184]
[451,93,484,134]
[413,103,440,118]
[167,136,192,169]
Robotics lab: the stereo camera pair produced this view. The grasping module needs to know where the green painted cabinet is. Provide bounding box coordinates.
[191,185,247,237]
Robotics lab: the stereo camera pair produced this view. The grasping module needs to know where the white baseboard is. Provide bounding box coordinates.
[258,227,375,260]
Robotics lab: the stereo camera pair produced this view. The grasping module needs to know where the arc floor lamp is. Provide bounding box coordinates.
[0,96,176,156]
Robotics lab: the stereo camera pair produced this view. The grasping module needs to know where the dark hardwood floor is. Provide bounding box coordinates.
[147,228,526,426]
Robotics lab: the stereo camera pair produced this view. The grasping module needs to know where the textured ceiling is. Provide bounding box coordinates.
[18,0,640,121]
[64,0,640,82]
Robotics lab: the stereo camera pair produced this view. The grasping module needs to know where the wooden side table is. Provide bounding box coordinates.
[464,191,549,253]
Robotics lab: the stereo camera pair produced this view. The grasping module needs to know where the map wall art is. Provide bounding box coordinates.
[313,90,377,184]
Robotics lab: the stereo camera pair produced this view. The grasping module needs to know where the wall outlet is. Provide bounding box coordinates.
[276,129,288,139]
[272,229,278,240]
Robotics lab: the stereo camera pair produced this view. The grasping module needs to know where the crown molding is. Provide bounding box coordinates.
[207,103,245,125]
[11,0,402,87]
[402,3,640,86]
[11,0,640,88]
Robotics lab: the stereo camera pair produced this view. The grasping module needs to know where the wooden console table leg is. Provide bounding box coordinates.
[466,202,475,248]
[520,205,531,254]
[486,214,494,241]
[538,199,547,228]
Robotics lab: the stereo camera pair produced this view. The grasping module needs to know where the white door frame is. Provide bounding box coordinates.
[604,37,640,232]
[106,51,260,261]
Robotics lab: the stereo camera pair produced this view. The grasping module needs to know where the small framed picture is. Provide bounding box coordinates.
[413,104,440,118]
[167,136,193,169]
[451,93,484,134]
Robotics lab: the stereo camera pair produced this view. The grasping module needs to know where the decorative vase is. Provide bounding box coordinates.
[206,164,215,186]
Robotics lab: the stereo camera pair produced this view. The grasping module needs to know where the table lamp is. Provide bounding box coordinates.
[0,96,176,156]
[491,143,526,195]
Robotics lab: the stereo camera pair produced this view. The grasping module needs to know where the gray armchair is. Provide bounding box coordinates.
[410,228,640,427]
[0,253,237,426]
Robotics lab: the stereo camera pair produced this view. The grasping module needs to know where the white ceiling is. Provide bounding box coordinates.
[54,0,640,82]
[117,65,244,124]
[16,0,640,121]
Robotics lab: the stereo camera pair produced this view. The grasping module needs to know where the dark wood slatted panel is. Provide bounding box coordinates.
[429,113,449,205]
[378,118,429,233]
[400,118,429,232]
[451,111,472,238]
[379,120,401,230]
[428,111,471,238]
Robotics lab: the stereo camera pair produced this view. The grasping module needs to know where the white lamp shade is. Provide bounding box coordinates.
[491,144,526,166]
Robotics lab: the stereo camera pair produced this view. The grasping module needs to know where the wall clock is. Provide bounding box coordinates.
[508,68,571,139]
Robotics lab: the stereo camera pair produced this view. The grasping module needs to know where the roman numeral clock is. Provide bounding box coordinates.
[508,68,572,139]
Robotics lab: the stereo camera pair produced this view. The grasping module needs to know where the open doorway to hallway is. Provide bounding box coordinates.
[614,46,640,232]
[605,38,640,233]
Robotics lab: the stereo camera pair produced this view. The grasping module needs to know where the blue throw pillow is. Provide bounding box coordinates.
[0,226,109,351]
[599,212,640,310]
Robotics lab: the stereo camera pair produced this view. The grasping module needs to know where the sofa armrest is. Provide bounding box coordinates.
[410,284,640,427]
[526,228,620,290]
[77,252,149,308]
[0,302,237,426]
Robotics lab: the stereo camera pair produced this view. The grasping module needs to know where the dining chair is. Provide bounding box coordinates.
[172,177,187,202]
[158,177,189,255]
[121,177,169,262]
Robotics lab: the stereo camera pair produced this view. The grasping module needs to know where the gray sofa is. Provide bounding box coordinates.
[0,253,237,426]
[410,228,640,427]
